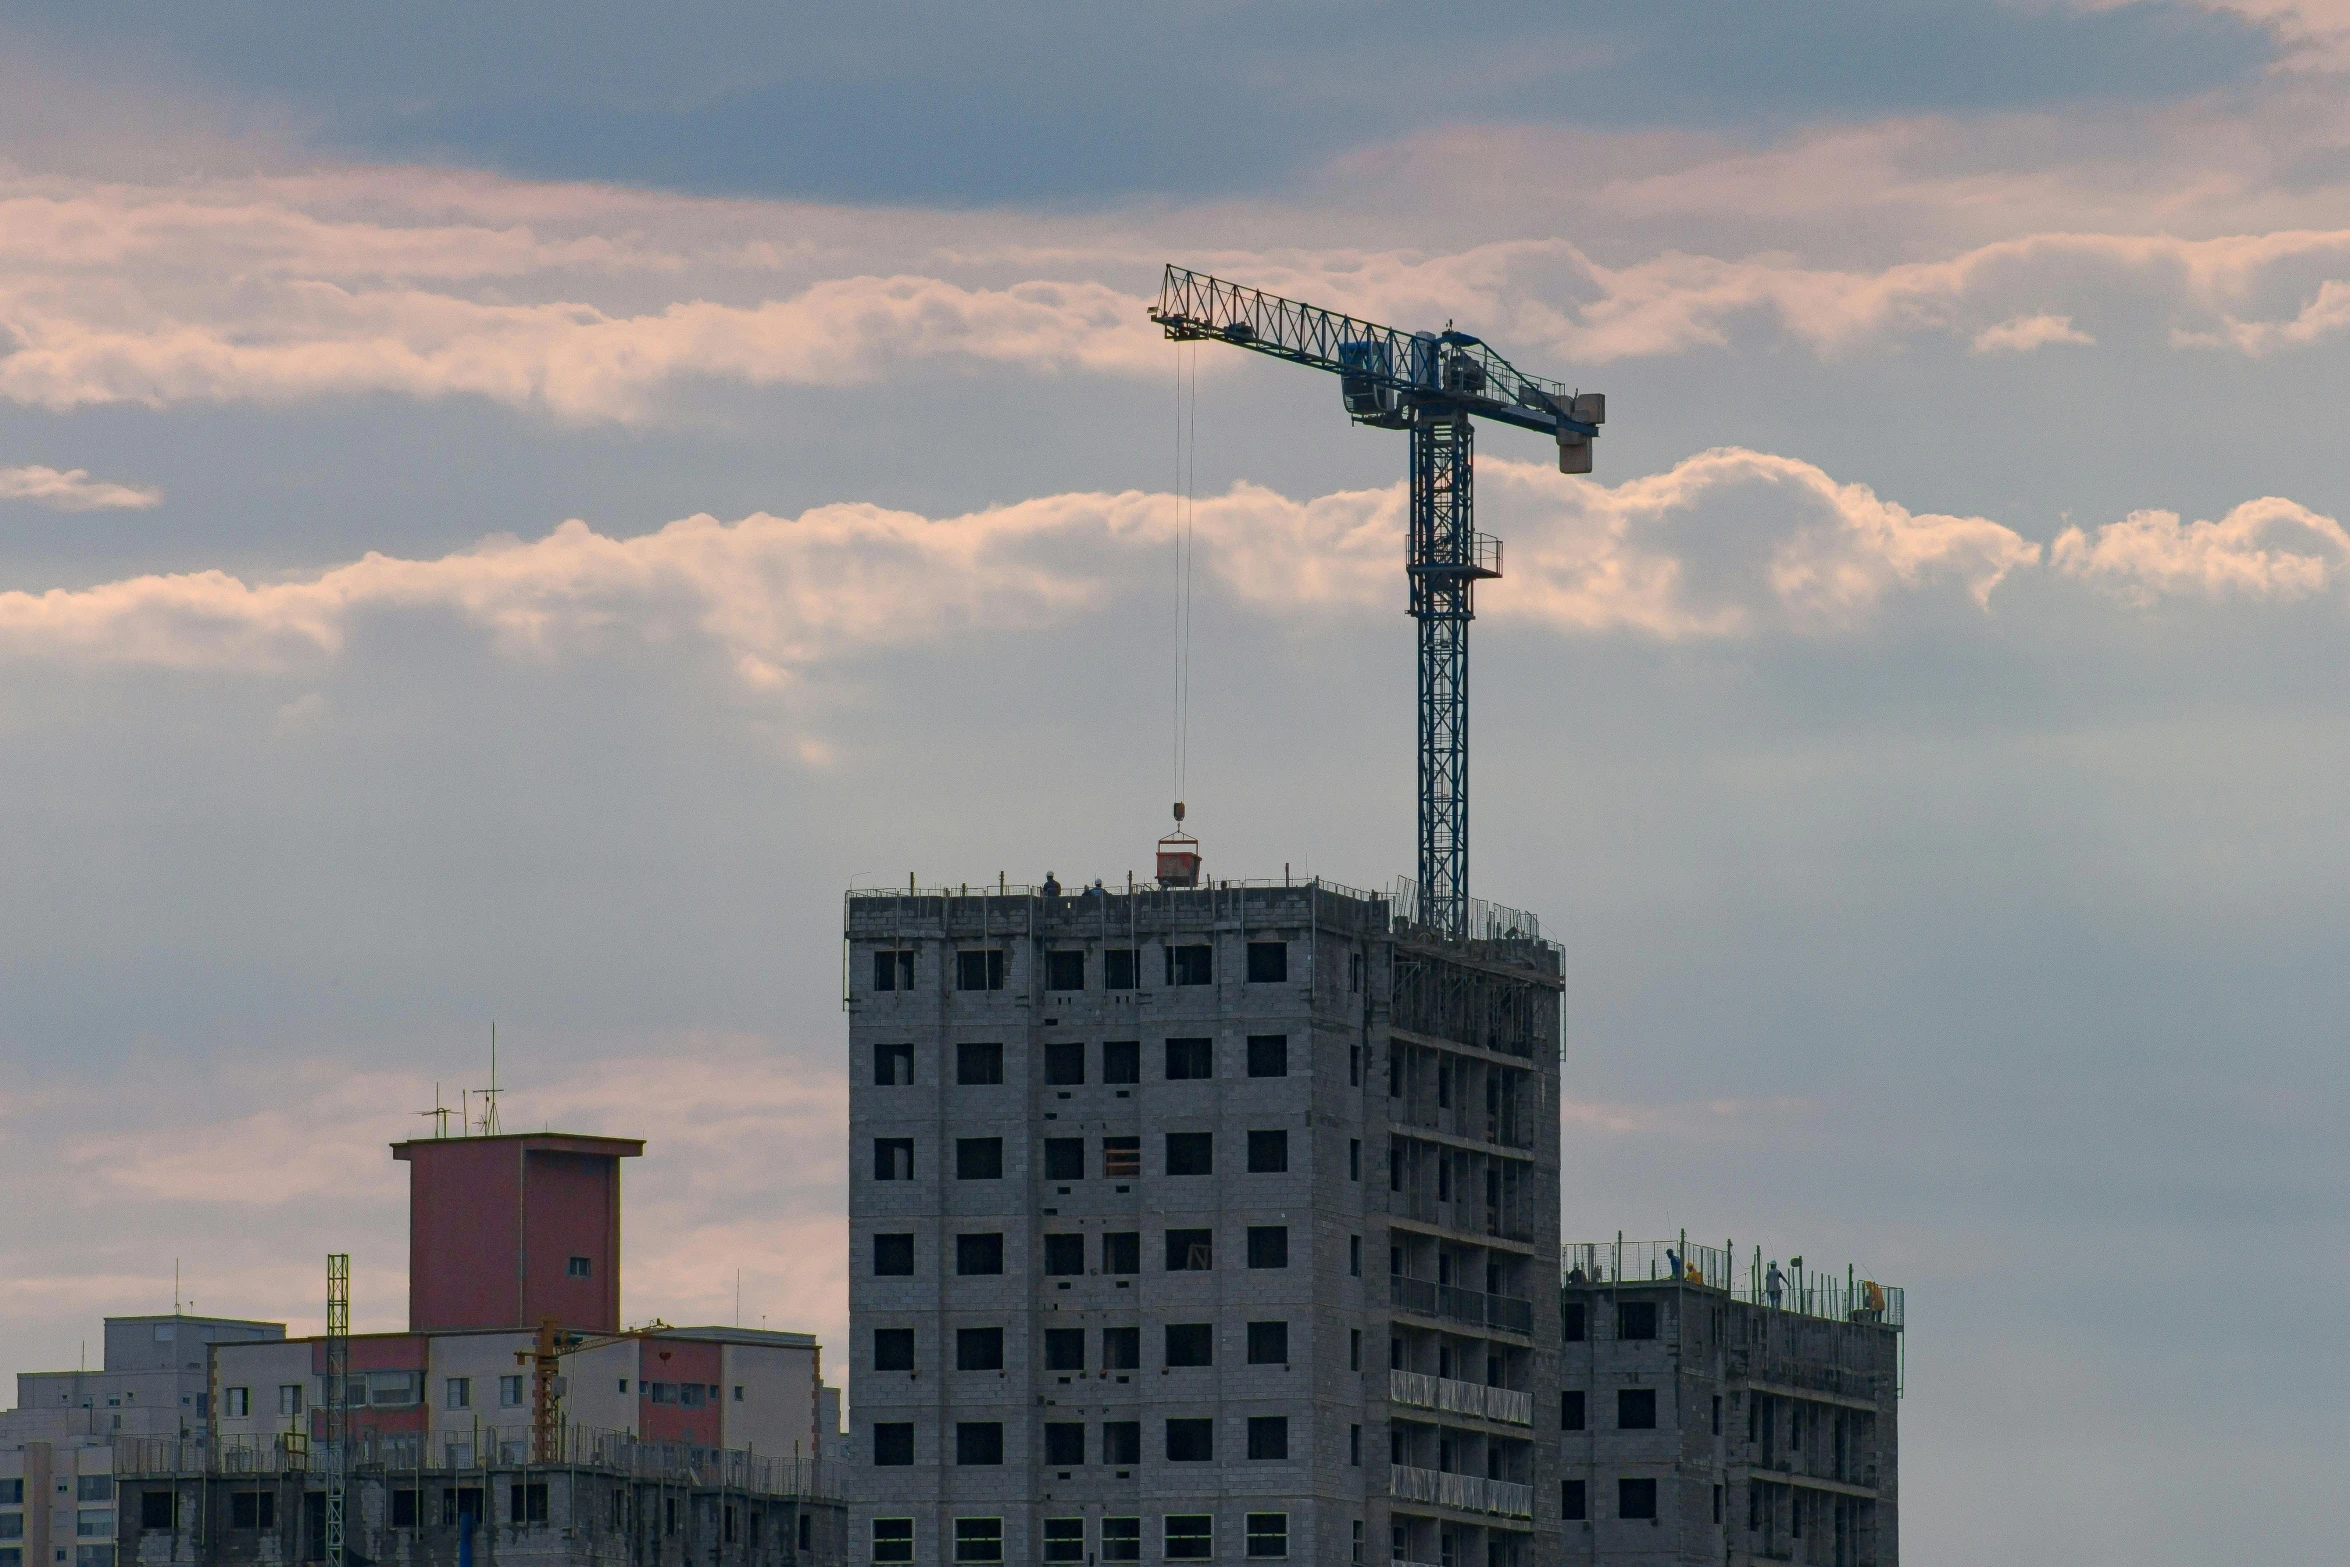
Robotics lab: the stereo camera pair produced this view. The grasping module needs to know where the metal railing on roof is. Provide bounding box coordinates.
[1390,877,1554,948]
[1564,1237,1904,1331]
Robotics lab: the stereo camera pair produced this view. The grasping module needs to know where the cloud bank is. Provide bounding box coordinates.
[0,463,159,510]
[11,165,2350,423]
[1,450,2336,687]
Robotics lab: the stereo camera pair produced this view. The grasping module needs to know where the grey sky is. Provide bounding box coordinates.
[3,7,2349,1563]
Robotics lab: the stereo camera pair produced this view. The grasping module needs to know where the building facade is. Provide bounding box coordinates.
[844,878,1564,1567]
[1554,1243,1901,1567]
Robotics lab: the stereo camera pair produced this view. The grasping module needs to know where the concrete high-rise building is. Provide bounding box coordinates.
[1554,1241,1902,1567]
[844,876,1564,1567]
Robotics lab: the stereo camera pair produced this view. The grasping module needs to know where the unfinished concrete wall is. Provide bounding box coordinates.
[844,879,1565,1567]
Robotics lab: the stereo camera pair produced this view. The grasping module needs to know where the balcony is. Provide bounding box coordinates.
[1390,1274,1535,1335]
[1389,1463,1534,1520]
[1388,1370,1533,1427]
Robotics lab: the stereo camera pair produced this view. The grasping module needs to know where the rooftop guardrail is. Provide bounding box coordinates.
[1564,1235,1903,1331]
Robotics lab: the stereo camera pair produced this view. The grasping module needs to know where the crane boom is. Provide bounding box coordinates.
[1150,265,1605,937]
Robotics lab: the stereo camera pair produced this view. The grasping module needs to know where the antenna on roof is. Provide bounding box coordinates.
[476,1023,505,1137]
[417,1083,454,1139]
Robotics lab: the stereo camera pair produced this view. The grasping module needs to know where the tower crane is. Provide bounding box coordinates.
[1151,266,1606,938]
[515,1316,671,1464]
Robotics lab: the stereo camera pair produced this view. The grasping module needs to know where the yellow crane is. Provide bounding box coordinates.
[515,1316,671,1464]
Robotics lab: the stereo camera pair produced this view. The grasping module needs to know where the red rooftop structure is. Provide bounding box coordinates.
[391,1131,644,1334]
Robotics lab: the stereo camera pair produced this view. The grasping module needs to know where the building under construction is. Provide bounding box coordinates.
[106,1132,846,1567]
[844,873,1564,1567]
[1555,1241,1903,1567]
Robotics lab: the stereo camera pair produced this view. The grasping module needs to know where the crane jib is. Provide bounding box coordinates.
[1151,262,1606,937]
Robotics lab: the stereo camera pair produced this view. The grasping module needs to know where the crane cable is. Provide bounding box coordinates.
[1171,341,1198,810]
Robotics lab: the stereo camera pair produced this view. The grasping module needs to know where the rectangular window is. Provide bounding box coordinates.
[872,1424,914,1466]
[1563,1390,1585,1431]
[229,1493,275,1530]
[1164,1513,1213,1558]
[681,1383,707,1407]
[274,1382,303,1416]
[872,1518,914,1564]
[1165,1038,1213,1079]
[497,1376,522,1408]
[1045,950,1086,991]
[1349,1138,1360,1180]
[1713,1395,1722,1435]
[1100,1421,1142,1467]
[1043,1041,1085,1085]
[509,1483,548,1524]
[1619,1478,1658,1520]
[1103,949,1139,991]
[1245,1513,1289,1558]
[953,1516,1003,1563]
[445,1377,470,1410]
[223,1386,250,1417]
[1043,1138,1084,1180]
[956,950,1006,991]
[871,949,914,993]
[1166,1228,1213,1270]
[1102,1231,1140,1274]
[1618,1388,1657,1429]
[1164,1421,1214,1463]
[872,1137,914,1181]
[1165,944,1213,986]
[1350,1234,1361,1276]
[873,1329,915,1371]
[1246,1034,1288,1076]
[1618,1301,1658,1340]
[565,1255,592,1278]
[1043,1328,1085,1371]
[956,1042,1003,1085]
[1246,1417,1288,1460]
[1247,1226,1288,1269]
[138,1493,173,1531]
[1103,1041,1141,1084]
[955,1137,1003,1179]
[1247,1129,1288,1172]
[1165,1132,1213,1175]
[0,1482,19,1505]
[873,1233,915,1275]
[1102,1137,1141,1178]
[650,1381,677,1404]
[1247,1320,1288,1364]
[955,1424,1004,1466]
[1564,1302,1587,1342]
[1103,1517,1141,1562]
[874,1042,914,1086]
[1102,1327,1140,1370]
[390,1490,418,1529]
[955,1233,1004,1275]
[1044,1423,1084,1466]
[1164,1323,1213,1367]
[1561,1480,1587,1522]
[1245,942,1288,983]
[1714,1484,1724,1524]
[74,1513,110,1539]
[1042,1518,1085,1564]
[1043,1234,1085,1275]
[1350,1327,1361,1370]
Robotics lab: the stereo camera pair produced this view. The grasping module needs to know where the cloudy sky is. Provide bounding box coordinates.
[5,2,2350,1557]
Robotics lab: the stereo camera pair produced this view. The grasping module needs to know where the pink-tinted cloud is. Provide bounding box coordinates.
[0,450,2043,683]
[0,463,159,510]
[2052,496,2350,601]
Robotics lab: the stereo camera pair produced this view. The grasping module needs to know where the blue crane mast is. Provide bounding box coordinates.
[1151,265,1605,938]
